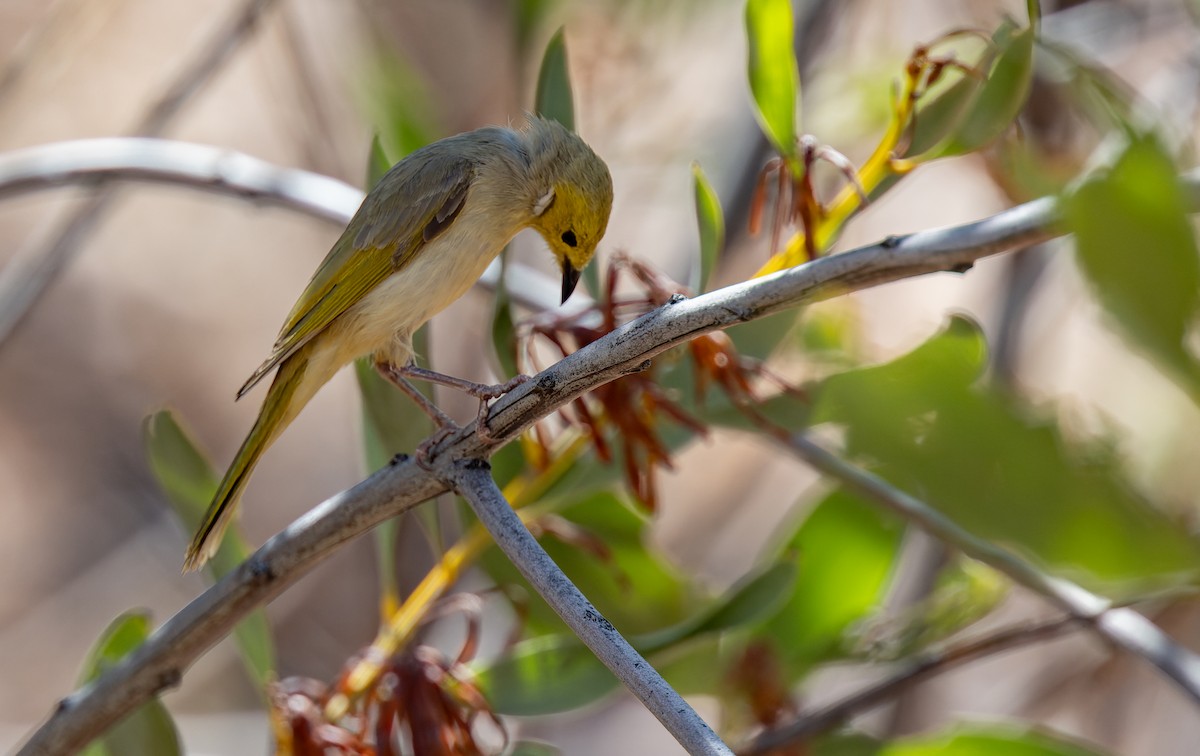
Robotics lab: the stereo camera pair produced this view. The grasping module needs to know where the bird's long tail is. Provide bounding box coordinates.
[183,345,313,572]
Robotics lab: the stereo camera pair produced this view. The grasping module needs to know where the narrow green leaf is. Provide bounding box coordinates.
[877,725,1106,756]
[474,634,619,715]
[491,253,521,381]
[511,741,562,756]
[745,0,800,157]
[635,559,797,652]
[535,27,575,132]
[78,612,182,756]
[514,0,560,56]
[932,23,1035,158]
[355,327,443,564]
[761,489,905,675]
[535,27,599,298]
[367,134,393,191]
[1065,134,1200,400]
[478,491,690,637]
[691,163,725,294]
[144,412,275,685]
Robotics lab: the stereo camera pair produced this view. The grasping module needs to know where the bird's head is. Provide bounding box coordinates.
[523,118,614,303]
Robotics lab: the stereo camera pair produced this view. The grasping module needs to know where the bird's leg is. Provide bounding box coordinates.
[395,362,531,442]
[374,362,459,467]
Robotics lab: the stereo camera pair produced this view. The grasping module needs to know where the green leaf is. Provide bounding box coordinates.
[367,134,393,191]
[1064,134,1200,400]
[473,634,618,715]
[691,163,725,294]
[510,741,562,756]
[761,489,905,675]
[813,317,1200,593]
[850,559,1008,660]
[144,412,275,685]
[478,491,691,637]
[878,725,1106,756]
[816,726,1106,756]
[514,0,560,56]
[491,253,521,381]
[78,612,182,756]
[364,56,439,164]
[535,27,575,132]
[745,0,800,158]
[634,559,797,652]
[932,23,1035,158]
[355,328,443,567]
[535,27,599,299]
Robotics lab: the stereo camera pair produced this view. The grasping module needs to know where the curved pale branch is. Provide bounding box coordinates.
[0,137,572,318]
[0,138,364,222]
[15,168,1200,755]
[0,0,280,348]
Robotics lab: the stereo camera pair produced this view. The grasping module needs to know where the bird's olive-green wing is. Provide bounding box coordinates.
[237,148,475,398]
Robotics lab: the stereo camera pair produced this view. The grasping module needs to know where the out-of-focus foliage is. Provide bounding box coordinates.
[78,612,182,756]
[144,412,275,686]
[1065,134,1200,402]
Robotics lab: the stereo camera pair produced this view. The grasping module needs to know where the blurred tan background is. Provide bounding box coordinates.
[3,0,1200,754]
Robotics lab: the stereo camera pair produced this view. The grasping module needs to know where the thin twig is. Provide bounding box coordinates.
[775,433,1200,702]
[451,460,733,756]
[15,177,1200,755]
[741,616,1084,754]
[0,0,281,347]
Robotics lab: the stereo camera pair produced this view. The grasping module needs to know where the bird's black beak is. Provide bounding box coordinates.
[561,260,581,304]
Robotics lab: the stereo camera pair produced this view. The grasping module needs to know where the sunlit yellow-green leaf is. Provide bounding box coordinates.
[691,162,725,294]
[745,0,800,157]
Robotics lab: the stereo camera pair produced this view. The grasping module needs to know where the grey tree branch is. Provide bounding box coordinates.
[0,0,281,348]
[0,138,363,222]
[774,433,1200,702]
[741,615,1083,754]
[15,168,1200,755]
[451,461,733,756]
[0,137,573,316]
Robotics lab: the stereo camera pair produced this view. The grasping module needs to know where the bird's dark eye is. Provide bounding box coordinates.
[561,230,578,248]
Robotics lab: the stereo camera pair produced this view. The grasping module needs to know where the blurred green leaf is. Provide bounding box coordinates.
[691,163,725,294]
[1065,134,1200,400]
[367,134,393,190]
[761,489,905,675]
[510,741,562,756]
[144,412,275,685]
[355,329,442,569]
[850,559,1008,660]
[78,612,182,756]
[931,23,1034,158]
[491,254,521,381]
[635,559,797,652]
[745,0,800,158]
[535,27,575,132]
[514,0,560,56]
[534,27,598,299]
[478,491,690,636]
[907,20,1031,161]
[364,56,439,164]
[878,725,1105,756]
[813,317,1200,593]
[474,634,618,715]
[816,726,1104,756]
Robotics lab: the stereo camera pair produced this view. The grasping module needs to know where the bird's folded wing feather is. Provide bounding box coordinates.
[237,148,476,398]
